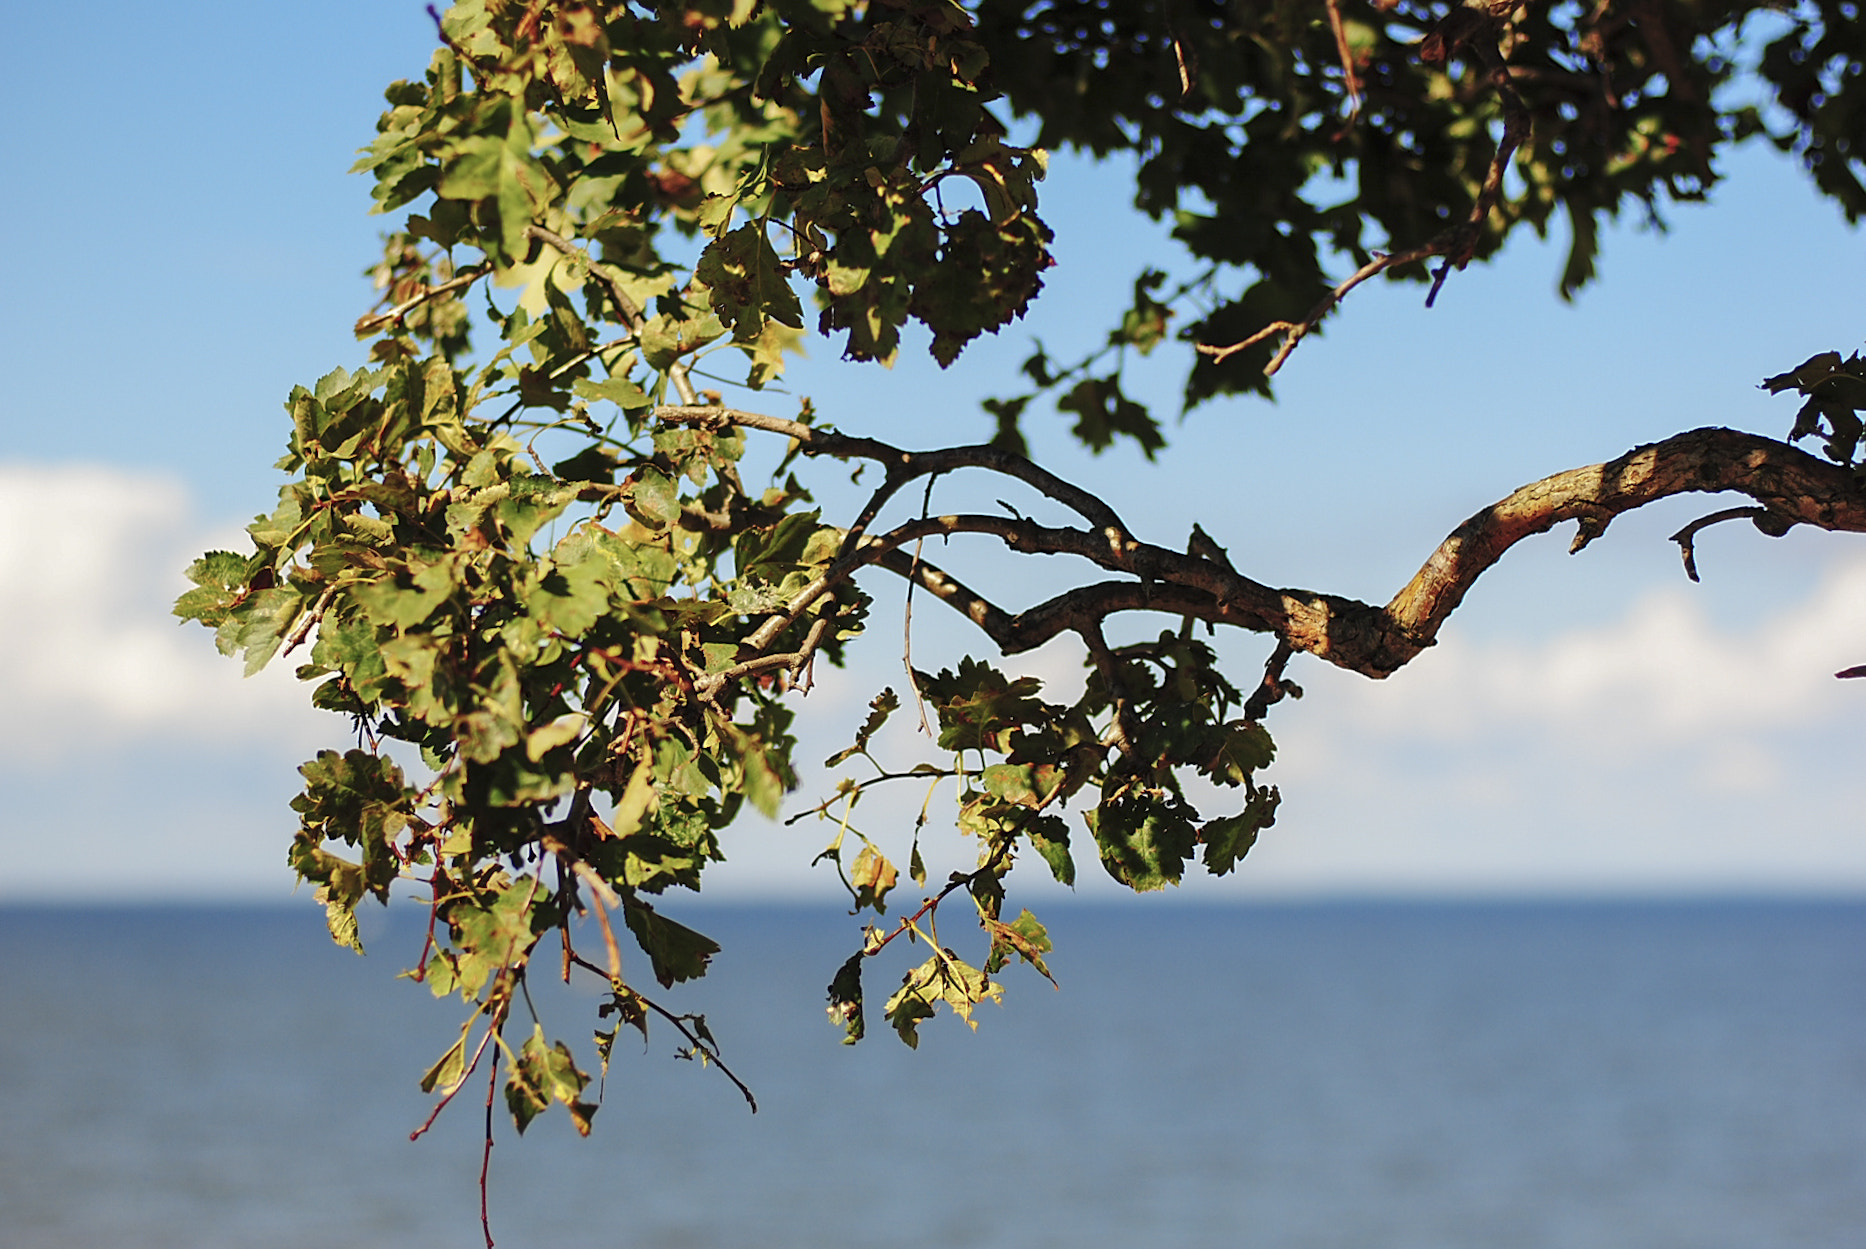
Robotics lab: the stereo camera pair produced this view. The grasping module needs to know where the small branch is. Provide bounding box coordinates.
[409,1016,500,1142]
[524,225,643,326]
[1198,240,1446,371]
[1325,0,1364,126]
[654,406,1129,534]
[903,475,940,735]
[281,584,338,655]
[355,266,489,336]
[1667,506,1795,582]
[1242,641,1300,721]
[861,844,1013,961]
[1081,621,1141,760]
[792,612,835,692]
[541,834,624,979]
[1199,14,1532,374]
[481,1048,498,1249]
[566,952,758,1112]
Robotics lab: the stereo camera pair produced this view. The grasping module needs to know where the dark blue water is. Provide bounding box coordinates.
[2,902,1861,1248]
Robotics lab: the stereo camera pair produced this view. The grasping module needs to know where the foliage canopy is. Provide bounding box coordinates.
[178,0,1864,1235]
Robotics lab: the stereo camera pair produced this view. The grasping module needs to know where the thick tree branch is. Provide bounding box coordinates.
[663,415,1866,688]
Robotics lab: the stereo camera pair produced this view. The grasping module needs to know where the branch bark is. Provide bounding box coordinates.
[655,411,1866,683]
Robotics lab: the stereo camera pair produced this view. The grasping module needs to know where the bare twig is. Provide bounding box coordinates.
[541,834,625,979]
[1667,505,1795,582]
[1081,621,1141,759]
[654,406,1129,534]
[281,584,338,655]
[481,1049,498,1249]
[409,1016,500,1141]
[903,475,941,735]
[1198,239,1448,372]
[355,266,489,335]
[1243,640,1301,721]
[566,952,759,1111]
[1325,0,1364,125]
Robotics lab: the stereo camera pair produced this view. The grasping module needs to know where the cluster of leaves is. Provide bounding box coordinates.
[174,2,1862,1224]
[1768,346,1866,467]
[174,0,1141,1158]
[813,632,1281,1046]
[973,0,1866,446]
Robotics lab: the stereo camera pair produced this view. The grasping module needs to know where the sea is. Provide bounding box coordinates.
[2,901,1861,1248]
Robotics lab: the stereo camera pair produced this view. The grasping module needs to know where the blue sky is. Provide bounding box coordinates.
[2,2,1863,901]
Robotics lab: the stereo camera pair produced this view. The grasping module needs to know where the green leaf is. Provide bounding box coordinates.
[849,844,897,913]
[1204,721,1275,786]
[448,882,548,999]
[696,223,805,340]
[918,658,1050,754]
[825,687,898,767]
[1086,790,1198,892]
[421,1021,474,1093]
[505,1024,595,1136]
[825,952,865,1044]
[624,466,680,530]
[883,958,940,1049]
[353,559,457,630]
[1200,787,1280,877]
[984,909,1054,981]
[623,902,719,988]
[1026,815,1075,887]
[1057,374,1164,458]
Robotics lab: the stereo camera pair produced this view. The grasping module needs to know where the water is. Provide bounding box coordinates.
[2,902,1861,1248]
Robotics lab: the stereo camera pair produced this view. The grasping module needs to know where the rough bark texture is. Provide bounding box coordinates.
[660,412,1866,680]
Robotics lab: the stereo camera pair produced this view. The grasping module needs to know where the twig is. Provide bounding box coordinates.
[354,266,489,335]
[903,475,940,735]
[1243,640,1301,721]
[1198,15,1532,374]
[409,1016,500,1141]
[481,1048,498,1249]
[541,834,625,979]
[1198,239,1447,372]
[654,406,1129,534]
[1081,621,1141,760]
[1325,0,1364,126]
[1667,506,1788,582]
[281,585,338,655]
[565,952,759,1111]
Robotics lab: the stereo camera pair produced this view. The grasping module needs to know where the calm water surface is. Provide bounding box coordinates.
[2,902,1861,1248]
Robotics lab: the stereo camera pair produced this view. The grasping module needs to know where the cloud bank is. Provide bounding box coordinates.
[0,463,326,759]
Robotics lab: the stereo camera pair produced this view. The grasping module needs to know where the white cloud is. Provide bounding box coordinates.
[0,462,327,759]
[1327,564,1866,749]
[1242,558,1866,894]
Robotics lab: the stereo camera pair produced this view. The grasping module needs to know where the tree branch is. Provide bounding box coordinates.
[654,406,1130,534]
[663,412,1866,693]
[355,265,490,335]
